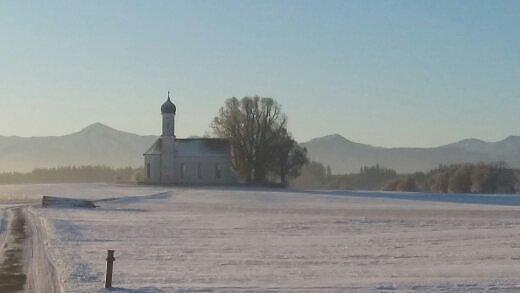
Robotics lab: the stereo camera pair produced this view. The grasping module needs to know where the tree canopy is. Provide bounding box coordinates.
[212,96,307,185]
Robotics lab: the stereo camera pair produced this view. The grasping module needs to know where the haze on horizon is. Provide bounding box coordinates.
[1,0,519,148]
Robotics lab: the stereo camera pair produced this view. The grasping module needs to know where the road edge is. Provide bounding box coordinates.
[24,207,62,293]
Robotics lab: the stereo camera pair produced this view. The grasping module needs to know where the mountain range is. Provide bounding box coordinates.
[0,123,157,172]
[302,134,520,174]
[0,123,518,174]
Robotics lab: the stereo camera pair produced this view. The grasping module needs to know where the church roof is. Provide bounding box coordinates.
[143,138,231,156]
[175,138,231,156]
[144,139,162,155]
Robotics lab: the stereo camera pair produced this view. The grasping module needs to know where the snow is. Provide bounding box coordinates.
[15,185,520,292]
[0,183,172,203]
[326,190,520,206]
[0,204,15,246]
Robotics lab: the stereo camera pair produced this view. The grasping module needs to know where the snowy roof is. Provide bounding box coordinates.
[144,138,231,157]
[144,139,162,155]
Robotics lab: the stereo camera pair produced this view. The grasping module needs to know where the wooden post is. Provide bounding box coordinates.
[105,250,115,289]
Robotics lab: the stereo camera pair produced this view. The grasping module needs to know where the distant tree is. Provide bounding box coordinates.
[410,172,427,191]
[326,165,332,178]
[294,164,398,190]
[515,170,520,193]
[400,177,418,192]
[448,164,472,193]
[471,164,492,193]
[384,177,418,192]
[383,178,400,191]
[0,165,143,184]
[354,165,398,190]
[492,162,516,193]
[428,170,450,193]
[426,162,517,194]
[270,129,308,186]
[291,161,327,188]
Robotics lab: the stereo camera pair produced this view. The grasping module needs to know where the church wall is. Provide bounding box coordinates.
[160,136,176,184]
[144,155,161,183]
[172,155,236,185]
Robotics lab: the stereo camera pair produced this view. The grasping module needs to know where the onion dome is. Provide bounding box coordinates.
[161,93,176,114]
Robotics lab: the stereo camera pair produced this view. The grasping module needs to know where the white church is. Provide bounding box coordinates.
[143,93,237,185]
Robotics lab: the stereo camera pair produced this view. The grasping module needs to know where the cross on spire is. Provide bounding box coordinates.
[167,91,171,99]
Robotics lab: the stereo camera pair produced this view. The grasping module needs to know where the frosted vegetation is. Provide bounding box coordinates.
[294,162,520,194]
[0,166,143,185]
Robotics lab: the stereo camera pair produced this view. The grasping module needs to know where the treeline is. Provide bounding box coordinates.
[292,163,399,190]
[0,166,144,184]
[292,162,520,194]
[421,162,517,194]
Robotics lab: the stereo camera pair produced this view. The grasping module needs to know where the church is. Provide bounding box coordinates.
[143,93,237,185]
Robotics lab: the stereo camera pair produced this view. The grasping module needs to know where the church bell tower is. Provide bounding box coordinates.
[161,91,176,137]
[160,91,177,183]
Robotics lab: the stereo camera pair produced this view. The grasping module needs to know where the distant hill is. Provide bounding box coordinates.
[445,136,520,158]
[1,124,519,174]
[301,134,520,174]
[0,123,157,172]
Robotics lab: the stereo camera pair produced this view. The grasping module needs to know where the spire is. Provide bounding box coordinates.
[161,91,176,114]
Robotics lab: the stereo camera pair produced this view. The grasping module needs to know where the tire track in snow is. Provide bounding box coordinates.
[25,206,60,293]
[0,206,60,292]
[0,208,27,292]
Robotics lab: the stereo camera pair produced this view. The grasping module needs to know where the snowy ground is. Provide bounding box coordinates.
[0,183,170,253]
[3,184,520,292]
[0,183,171,203]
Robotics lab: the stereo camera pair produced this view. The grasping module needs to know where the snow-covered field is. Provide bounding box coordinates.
[0,183,171,247]
[3,184,520,292]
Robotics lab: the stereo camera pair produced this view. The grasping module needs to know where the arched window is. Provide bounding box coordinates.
[146,163,151,179]
[180,163,186,179]
[197,163,202,179]
[215,163,222,179]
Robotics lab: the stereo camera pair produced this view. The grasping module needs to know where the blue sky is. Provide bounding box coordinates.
[0,0,519,147]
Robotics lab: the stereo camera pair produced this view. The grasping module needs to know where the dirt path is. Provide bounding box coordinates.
[0,207,59,293]
[24,207,60,293]
[0,208,27,292]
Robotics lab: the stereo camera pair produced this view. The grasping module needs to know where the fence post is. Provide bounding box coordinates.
[105,250,115,289]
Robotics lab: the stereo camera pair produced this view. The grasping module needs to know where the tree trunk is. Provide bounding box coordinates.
[253,165,267,185]
[280,173,287,186]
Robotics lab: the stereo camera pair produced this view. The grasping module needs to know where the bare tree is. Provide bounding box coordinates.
[326,165,332,178]
[448,164,472,193]
[212,96,292,184]
[291,161,327,189]
[270,129,308,186]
